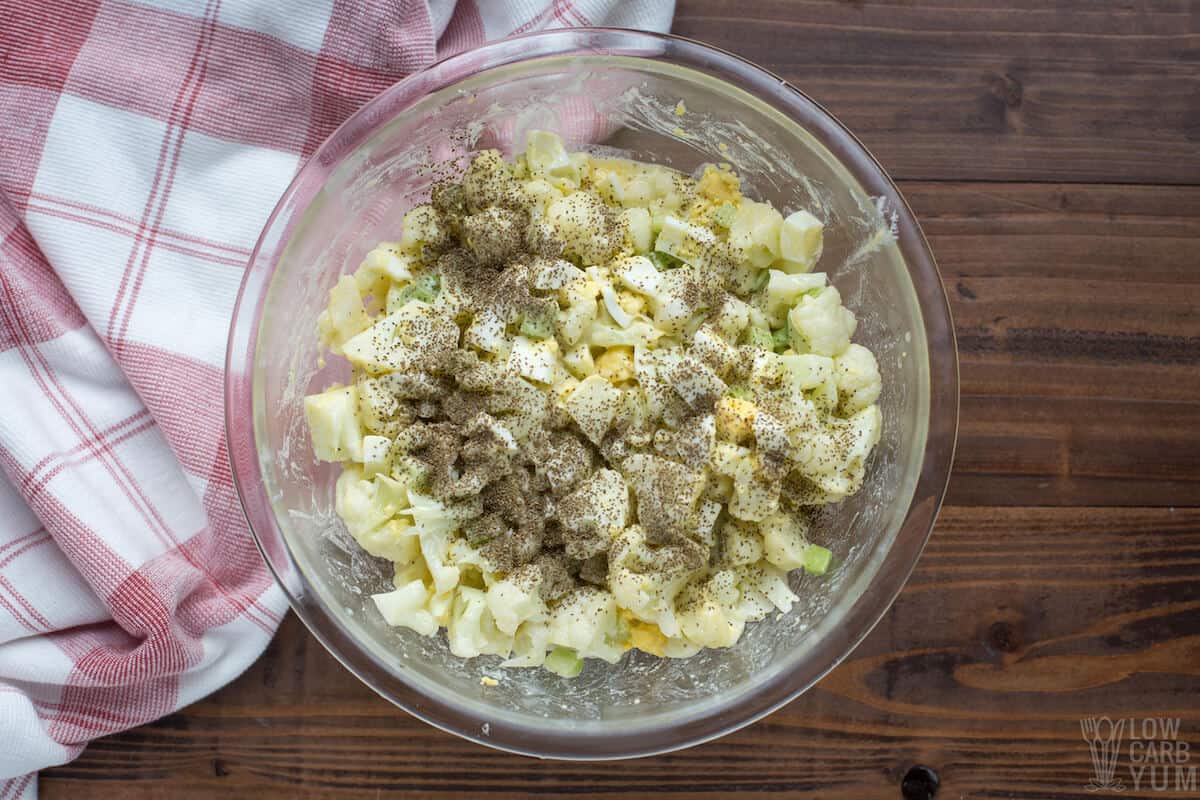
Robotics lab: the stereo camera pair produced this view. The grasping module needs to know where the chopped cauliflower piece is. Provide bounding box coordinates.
[373,579,438,636]
[835,343,882,415]
[788,285,857,357]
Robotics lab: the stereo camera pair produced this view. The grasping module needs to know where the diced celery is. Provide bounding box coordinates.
[518,306,556,340]
[751,269,770,293]
[544,646,583,678]
[772,320,791,353]
[398,272,440,305]
[648,250,685,270]
[613,612,632,647]
[803,544,832,575]
[726,385,752,400]
[743,325,774,351]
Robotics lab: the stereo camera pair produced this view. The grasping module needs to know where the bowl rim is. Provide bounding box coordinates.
[225,26,959,760]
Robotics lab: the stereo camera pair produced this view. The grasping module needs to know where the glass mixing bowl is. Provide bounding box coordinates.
[225,28,958,759]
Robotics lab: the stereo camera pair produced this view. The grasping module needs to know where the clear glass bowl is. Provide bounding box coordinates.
[225,29,958,759]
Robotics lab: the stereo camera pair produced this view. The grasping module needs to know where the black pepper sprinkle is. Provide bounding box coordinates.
[328,144,880,635]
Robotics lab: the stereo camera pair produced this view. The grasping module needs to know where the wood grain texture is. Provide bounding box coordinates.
[907,182,1200,507]
[39,508,1200,799]
[673,0,1200,184]
[38,1,1200,798]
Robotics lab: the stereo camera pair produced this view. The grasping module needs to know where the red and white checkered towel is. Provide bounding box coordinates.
[0,1,674,794]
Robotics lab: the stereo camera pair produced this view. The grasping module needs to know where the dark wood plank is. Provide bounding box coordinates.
[40,507,1200,798]
[673,0,1200,184]
[951,395,1200,507]
[905,182,1200,507]
[918,182,1200,407]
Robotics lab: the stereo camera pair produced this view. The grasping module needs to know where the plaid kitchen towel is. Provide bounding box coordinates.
[0,0,674,795]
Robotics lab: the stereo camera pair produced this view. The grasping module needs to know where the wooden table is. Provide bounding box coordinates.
[42,2,1200,797]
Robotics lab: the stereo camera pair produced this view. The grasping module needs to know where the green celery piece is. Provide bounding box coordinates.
[544,646,583,678]
[772,321,790,353]
[519,307,555,340]
[648,250,685,270]
[744,325,773,351]
[403,460,430,494]
[726,385,752,400]
[399,272,441,305]
[803,544,832,575]
[751,268,770,293]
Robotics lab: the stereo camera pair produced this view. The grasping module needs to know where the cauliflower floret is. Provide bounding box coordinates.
[361,434,391,477]
[558,469,630,559]
[608,526,704,638]
[765,270,826,324]
[335,466,396,538]
[779,353,835,393]
[372,579,438,636]
[547,586,623,663]
[676,570,745,648]
[710,295,751,341]
[788,285,857,357]
[835,343,882,415]
[736,561,798,615]
[722,521,764,567]
[419,527,461,596]
[503,620,554,668]
[356,518,420,565]
[759,512,810,570]
[621,454,706,544]
[462,149,518,211]
[355,246,414,291]
[486,565,549,636]
[448,586,512,658]
[792,405,882,500]
[730,468,780,522]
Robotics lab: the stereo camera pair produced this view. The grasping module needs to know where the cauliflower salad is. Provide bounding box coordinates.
[304,131,882,677]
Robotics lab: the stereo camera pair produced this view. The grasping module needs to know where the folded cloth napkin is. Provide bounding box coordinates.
[0,0,674,794]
